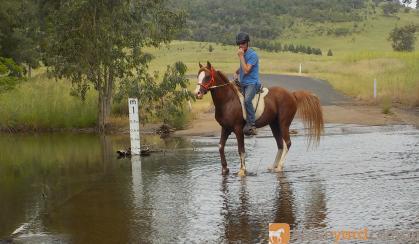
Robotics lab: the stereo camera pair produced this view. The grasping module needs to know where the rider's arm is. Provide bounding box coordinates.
[239,55,252,74]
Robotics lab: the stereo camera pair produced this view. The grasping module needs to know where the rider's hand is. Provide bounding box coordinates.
[237,48,244,57]
[233,73,238,80]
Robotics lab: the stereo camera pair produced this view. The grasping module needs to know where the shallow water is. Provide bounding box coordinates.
[0,123,418,243]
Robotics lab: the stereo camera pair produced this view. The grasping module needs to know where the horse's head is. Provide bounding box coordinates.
[195,61,216,99]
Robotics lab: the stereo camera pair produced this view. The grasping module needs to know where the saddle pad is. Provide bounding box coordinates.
[237,87,269,121]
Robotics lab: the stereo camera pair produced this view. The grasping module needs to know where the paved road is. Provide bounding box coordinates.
[191,73,350,106]
[259,74,350,106]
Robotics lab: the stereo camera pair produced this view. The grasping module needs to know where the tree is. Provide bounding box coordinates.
[0,0,42,77]
[401,0,412,6]
[388,24,417,51]
[0,57,25,93]
[381,2,401,16]
[208,44,214,52]
[115,61,193,126]
[327,49,333,56]
[42,0,185,132]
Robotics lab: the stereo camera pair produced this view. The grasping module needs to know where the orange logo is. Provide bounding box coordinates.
[269,223,290,244]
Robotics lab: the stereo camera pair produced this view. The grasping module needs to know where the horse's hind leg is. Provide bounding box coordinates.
[269,119,292,172]
[274,111,295,172]
[268,120,284,171]
[219,127,232,175]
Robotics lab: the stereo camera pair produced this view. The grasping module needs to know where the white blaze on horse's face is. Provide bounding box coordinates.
[195,71,206,99]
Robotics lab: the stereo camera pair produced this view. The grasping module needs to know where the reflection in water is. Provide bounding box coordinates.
[0,124,418,243]
[220,173,298,243]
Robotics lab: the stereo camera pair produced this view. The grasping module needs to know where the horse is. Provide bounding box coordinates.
[194,62,324,176]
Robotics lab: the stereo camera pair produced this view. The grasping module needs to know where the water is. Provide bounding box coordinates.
[0,123,418,243]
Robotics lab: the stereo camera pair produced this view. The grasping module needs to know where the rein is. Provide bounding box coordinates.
[208,83,230,90]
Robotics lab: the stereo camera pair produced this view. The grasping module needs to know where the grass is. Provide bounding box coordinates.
[0,72,97,130]
[1,9,418,130]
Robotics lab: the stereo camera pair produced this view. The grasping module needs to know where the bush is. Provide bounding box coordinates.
[381,2,400,16]
[327,49,333,56]
[388,24,417,51]
[334,27,350,36]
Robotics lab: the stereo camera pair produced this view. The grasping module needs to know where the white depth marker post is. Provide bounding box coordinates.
[128,98,141,155]
[374,78,377,99]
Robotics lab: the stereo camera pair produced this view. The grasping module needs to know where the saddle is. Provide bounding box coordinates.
[235,84,269,121]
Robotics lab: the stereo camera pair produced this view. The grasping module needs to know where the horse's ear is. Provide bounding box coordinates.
[199,62,203,68]
[206,61,212,69]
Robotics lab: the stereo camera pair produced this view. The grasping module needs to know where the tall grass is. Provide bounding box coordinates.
[147,41,419,107]
[0,73,97,130]
[313,51,419,106]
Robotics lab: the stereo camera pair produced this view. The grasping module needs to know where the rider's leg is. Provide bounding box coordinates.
[243,83,258,135]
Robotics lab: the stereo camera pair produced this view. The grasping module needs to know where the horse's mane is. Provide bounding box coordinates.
[216,71,241,95]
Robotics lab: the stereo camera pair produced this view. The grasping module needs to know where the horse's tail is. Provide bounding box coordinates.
[292,91,324,148]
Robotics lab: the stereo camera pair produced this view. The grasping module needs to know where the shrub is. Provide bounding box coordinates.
[388,24,417,51]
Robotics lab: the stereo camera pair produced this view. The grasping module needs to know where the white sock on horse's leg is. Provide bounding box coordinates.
[275,139,288,172]
[238,152,246,176]
[269,149,283,170]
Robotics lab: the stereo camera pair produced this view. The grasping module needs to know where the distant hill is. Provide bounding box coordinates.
[171,0,417,47]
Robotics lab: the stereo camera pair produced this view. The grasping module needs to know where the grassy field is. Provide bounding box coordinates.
[0,9,418,130]
[146,11,419,107]
[0,71,97,131]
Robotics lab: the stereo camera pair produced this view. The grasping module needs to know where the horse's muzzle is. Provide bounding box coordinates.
[195,91,204,100]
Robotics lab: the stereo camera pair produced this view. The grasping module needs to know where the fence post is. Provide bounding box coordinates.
[128,98,141,155]
[299,63,302,75]
[374,78,377,99]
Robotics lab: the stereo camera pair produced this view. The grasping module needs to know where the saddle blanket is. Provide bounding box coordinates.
[237,87,269,121]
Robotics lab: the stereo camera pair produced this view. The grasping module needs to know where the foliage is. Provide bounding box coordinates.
[115,61,194,127]
[0,0,42,72]
[381,1,401,16]
[170,0,369,44]
[388,24,417,51]
[253,40,322,55]
[327,49,334,56]
[0,57,25,93]
[42,0,185,132]
[208,44,214,52]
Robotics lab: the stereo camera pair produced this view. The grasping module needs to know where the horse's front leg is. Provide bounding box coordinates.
[234,126,246,176]
[219,127,231,175]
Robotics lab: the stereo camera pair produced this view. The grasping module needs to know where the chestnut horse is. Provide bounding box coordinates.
[195,62,324,176]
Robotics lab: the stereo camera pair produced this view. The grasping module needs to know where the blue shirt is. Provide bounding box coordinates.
[239,48,259,85]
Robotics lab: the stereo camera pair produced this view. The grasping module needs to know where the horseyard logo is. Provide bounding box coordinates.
[269,223,290,244]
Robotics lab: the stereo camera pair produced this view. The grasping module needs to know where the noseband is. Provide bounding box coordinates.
[199,68,230,93]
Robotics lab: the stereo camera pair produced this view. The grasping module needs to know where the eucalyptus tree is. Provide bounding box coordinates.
[43,0,185,132]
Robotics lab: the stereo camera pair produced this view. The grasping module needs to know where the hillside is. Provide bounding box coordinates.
[171,0,418,50]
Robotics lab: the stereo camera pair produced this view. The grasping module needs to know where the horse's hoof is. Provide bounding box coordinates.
[238,169,246,177]
[222,168,230,175]
[274,167,283,173]
[267,166,274,172]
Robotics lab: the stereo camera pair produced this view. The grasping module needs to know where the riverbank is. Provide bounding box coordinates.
[174,103,419,137]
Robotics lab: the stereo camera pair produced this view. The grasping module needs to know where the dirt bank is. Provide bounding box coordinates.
[174,104,419,137]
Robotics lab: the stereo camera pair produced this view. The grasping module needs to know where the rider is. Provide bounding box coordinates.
[233,32,260,136]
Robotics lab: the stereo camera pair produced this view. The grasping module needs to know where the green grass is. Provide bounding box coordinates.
[1,9,418,130]
[0,73,97,130]
[145,11,419,107]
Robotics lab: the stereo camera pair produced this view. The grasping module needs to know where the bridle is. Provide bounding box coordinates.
[198,67,230,92]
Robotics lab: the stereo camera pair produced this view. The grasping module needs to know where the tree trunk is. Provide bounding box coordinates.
[28,66,32,79]
[97,66,114,133]
[98,87,106,133]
